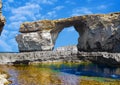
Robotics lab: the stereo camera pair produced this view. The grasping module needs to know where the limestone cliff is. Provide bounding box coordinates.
[0,0,5,35]
[16,12,120,52]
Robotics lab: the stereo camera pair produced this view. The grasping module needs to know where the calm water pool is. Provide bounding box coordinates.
[1,62,120,85]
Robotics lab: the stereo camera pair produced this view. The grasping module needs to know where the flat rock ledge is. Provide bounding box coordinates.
[0,46,120,67]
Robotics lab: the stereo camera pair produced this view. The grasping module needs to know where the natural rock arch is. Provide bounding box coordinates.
[16,12,120,52]
[50,20,85,48]
[16,18,86,52]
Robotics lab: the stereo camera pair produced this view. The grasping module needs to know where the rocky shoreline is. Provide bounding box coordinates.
[0,74,10,85]
[0,46,120,67]
[0,68,11,85]
[0,0,120,84]
[0,1,120,67]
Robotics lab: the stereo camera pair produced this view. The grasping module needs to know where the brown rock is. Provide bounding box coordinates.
[0,0,6,35]
[16,12,120,52]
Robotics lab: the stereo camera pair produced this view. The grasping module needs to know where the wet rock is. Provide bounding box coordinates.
[0,73,10,85]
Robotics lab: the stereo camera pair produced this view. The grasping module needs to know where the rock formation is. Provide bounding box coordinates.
[16,12,120,52]
[0,46,120,67]
[0,0,5,35]
[0,0,119,67]
[0,73,10,85]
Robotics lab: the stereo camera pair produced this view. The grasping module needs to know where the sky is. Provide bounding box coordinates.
[0,0,120,52]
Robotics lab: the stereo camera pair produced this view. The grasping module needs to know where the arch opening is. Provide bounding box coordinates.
[54,26,79,49]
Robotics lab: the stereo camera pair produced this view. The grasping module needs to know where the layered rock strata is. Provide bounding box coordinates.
[0,0,5,35]
[0,46,120,67]
[16,12,120,52]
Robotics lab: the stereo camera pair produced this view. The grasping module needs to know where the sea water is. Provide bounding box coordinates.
[1,62,120,85]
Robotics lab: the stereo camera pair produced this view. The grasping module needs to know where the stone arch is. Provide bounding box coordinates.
[16,18,87,52]
[16,13,120,52]
[50,20,87,50]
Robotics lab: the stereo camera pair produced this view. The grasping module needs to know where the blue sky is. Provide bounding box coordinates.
[0,0,120,52]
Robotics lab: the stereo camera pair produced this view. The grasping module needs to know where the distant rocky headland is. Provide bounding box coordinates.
[0,1,120,67]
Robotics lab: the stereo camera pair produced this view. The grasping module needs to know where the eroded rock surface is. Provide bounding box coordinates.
[0,46,120,67]
[16,12,120,52]
[0,0,5,35]
[16,32,54,52]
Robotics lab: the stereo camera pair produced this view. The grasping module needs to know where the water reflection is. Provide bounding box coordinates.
[0,62,120,85]
[48,62,120,79]
[9,66,61,85]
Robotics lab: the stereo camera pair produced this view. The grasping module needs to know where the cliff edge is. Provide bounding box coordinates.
[0,0,5,35]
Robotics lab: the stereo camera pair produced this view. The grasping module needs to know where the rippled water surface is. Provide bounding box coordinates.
[1,62,120,85]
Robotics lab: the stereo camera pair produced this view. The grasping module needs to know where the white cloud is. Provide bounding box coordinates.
[7,21,23,31]
[42,5,64,19]
[30,0,57,5]
[0,30,9,41]
[40,0,57,4]
[47,11,57,18]
[8,0,14,3]
[0,0,61,52]
[11,3,41,18]
[72,7,93,16]
[9,15,27,22]
[1,30,18,40]
[39,10,57,19]
[6,0,59,31]
[0,29,19,52]
[97,5,107,10]
[65,1,76,5]
[54,6,64,10]
[0,40,13,52]
[86,0,93,2]
[8,3,41,31]
[2,1,12,12]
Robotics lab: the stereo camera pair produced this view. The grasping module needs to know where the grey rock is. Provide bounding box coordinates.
[77,13,120,52]
[16,12,120,52]
[0,46,120,67]
[16,32,54,52]
[54,45,78,52]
